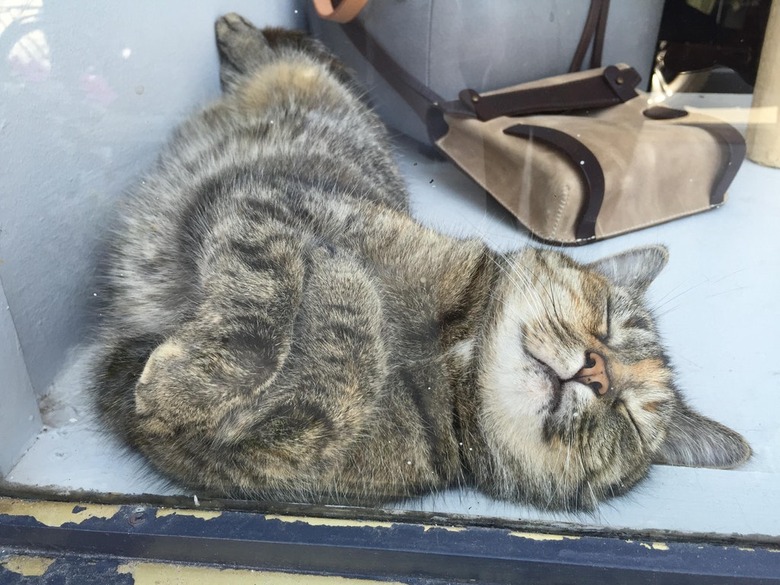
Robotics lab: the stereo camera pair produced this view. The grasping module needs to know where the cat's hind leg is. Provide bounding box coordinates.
[216,13,354,111]
[215,13,275,92]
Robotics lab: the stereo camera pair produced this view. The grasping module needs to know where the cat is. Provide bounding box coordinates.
[90,13,751,511]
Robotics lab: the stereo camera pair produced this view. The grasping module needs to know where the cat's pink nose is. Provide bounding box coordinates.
[574,351,610,396]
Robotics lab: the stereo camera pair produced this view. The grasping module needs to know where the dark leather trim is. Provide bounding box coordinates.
[570,0,611,72]
[591,0,611,69]
[503,124,604,241]
[426,106,450,143]
[683,123,746,206]
[461,66,640,122]
[602,65,642,102]
[643,106,689,120]
[341,19,444,125]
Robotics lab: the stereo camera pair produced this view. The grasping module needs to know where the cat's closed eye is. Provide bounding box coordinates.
[624,314,651,330]
[595,297,610,343]
[616,399,643,440]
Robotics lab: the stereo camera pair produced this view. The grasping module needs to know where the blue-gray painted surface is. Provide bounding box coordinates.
[0,281,40,476]
[0,0,306,395]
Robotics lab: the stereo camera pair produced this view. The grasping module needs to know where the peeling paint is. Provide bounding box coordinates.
[639,542,670,551]
[509,531,580,542]
[117,561,404,584]
[0,497,121,527]
[156,508,223,520]
[263,514,395,529]
[422,524,467,533]
[264,514,464,533]
[1,555,55,577]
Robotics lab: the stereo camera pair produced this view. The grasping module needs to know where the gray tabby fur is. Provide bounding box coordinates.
[90,14,750,511]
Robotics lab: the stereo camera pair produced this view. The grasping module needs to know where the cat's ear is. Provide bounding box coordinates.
[653,404,752,469]
[588,245,668,294]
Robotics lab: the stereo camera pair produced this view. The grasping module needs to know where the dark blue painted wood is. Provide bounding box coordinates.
[1,503,779,584]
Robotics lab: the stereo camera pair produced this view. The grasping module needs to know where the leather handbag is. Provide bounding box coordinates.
[311,0,746,244]
[310,0,665,145]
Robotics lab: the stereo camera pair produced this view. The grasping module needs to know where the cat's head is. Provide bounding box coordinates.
[476,245,750,511]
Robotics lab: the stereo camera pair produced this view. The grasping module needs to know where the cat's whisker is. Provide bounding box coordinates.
[485,253,552,325]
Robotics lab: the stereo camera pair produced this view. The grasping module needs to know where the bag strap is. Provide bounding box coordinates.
[313,0,368,23]
[337,1,636,125]
[570,0,611,72]
[341,17,447,124]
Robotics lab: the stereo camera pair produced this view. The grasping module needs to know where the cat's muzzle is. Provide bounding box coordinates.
[572,351,610,397]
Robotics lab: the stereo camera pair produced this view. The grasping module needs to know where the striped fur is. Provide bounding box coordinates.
[90,14,750,510]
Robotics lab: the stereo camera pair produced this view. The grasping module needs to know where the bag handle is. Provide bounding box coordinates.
[459,65,640,121]
[313,0,368,23]
[335,1,635,125]
[340,17,447,124]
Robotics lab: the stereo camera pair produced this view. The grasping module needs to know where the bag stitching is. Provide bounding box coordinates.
[499,117,571,242]
[549,183,570,241]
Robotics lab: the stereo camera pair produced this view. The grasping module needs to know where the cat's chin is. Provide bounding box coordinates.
[526,354,568,414]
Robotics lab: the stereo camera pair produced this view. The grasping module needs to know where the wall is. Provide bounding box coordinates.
[0,278,40,475]
[0,0,306,395]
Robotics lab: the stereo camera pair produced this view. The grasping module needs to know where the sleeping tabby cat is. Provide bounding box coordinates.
[91,13,751,511]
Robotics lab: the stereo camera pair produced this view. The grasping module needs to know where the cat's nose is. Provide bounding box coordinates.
[573,351,610,396]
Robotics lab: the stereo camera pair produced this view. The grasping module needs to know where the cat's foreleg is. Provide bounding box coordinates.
[133,218,305,421]
[231,250,390,495]
[131,236,387,496]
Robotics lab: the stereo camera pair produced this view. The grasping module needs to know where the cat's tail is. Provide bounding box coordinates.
[88,332,163,445]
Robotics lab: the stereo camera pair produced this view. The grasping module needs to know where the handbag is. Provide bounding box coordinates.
[311,0,746,244]
[310,0,665,144]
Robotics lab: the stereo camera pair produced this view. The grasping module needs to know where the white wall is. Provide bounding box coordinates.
[0,279,40,475]
[0,0,306,395]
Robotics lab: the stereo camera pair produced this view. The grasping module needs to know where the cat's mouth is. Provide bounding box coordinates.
[547,371,564,413]
[531,356,565,413]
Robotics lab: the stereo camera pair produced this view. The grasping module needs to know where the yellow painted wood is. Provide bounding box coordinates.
[509,531,580,542]
[117,561,405,584]
[0,498,121,527]
[155,508,223,520]
[1,555,55,577]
